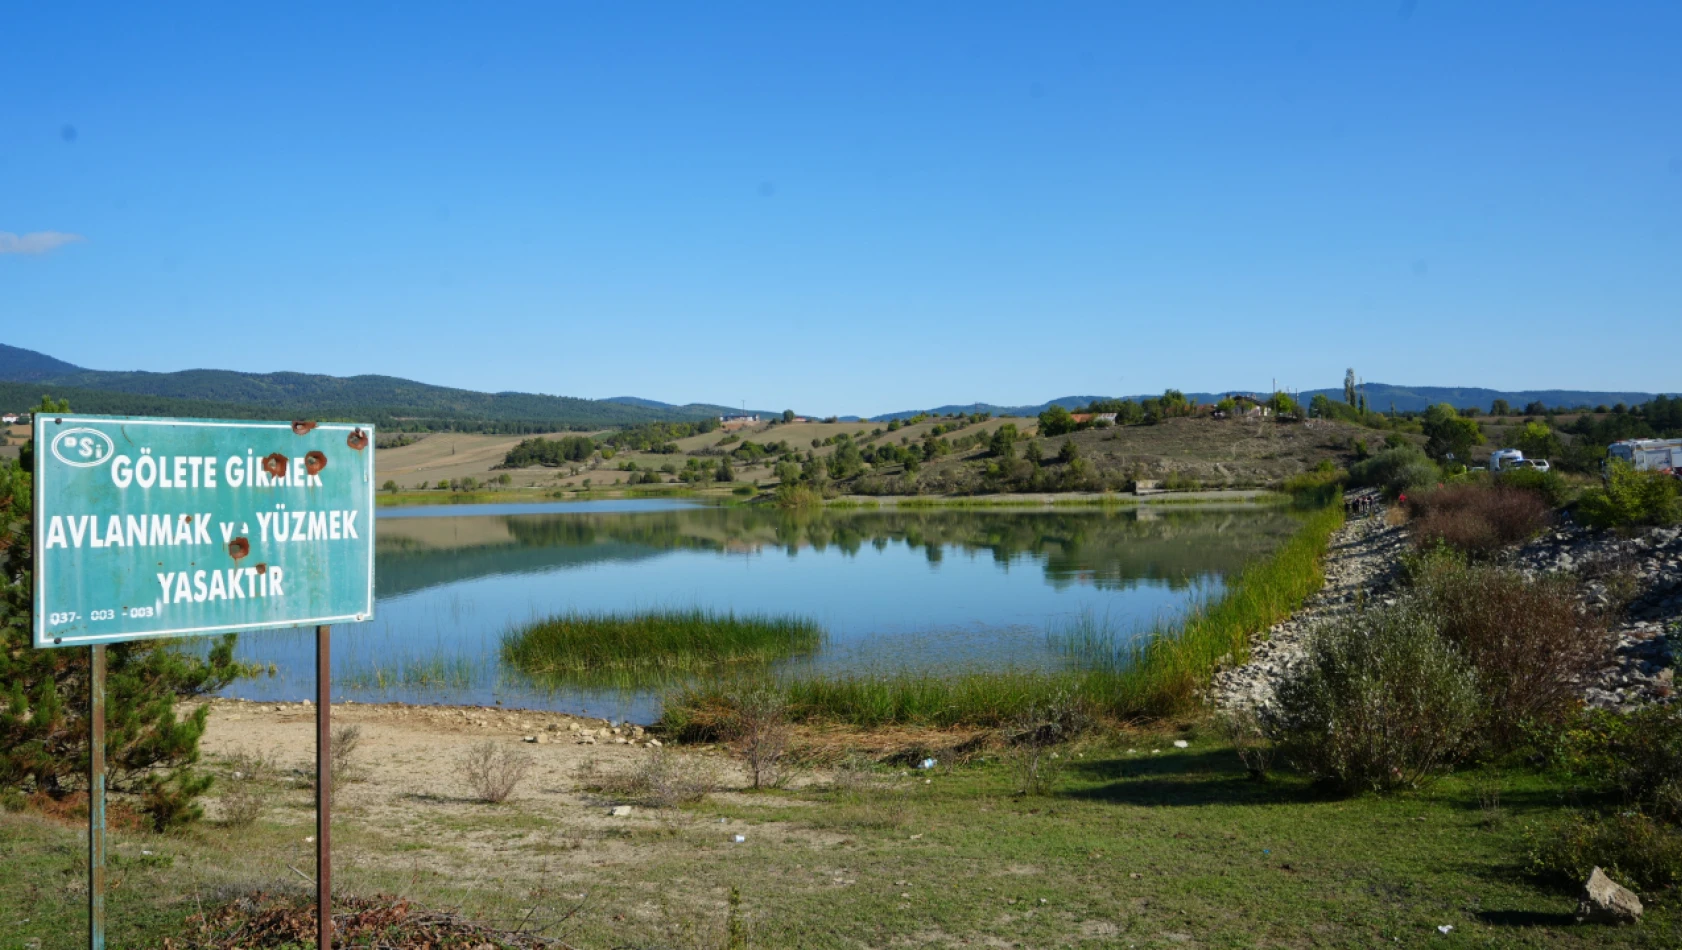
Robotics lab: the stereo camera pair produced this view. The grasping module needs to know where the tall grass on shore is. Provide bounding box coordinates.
[661,504,1344,734]
[502,609,823,688]
[1095,502,1344,715]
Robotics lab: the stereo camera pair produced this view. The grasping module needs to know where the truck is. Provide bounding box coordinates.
[1608,438,1682,476]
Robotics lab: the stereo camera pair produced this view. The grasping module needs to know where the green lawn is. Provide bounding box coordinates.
[3,732,1675,949]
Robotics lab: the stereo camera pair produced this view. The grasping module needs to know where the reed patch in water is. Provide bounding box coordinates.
[502,609,823,686]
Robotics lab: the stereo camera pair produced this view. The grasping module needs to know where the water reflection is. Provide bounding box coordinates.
[226,502,1301,721]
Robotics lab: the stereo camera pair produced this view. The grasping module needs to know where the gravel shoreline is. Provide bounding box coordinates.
[1210,508,1408,712]
[1212,508,1682,714]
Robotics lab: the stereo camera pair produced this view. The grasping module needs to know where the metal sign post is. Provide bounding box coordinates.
[90,644,106,950]
[317,624,332,950]
[31,414,376,950]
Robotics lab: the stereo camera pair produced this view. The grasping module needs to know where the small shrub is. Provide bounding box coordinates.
[217,749,276,827]
[1005,691,1085,796]
[1577,462,1682,529]
[1216,707,1274,781]
[331,723,363,787]
[1416,565,1610,750]
[1530,811,1682,893]
[1408,483,1552,558]
[457,741,533,803]
[728,686,792,789]
[1470,765,1505,828]
[1265,603,1481,792]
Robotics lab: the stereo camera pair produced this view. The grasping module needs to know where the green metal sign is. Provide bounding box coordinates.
[33,414,376,648]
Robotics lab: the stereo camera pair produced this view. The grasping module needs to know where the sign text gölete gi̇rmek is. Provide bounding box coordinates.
[33,415,375,646]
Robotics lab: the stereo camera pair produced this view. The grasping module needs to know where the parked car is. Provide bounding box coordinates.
[1518,458,1551,473]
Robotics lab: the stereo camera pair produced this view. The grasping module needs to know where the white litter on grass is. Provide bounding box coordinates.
[732,834,746,843]
[919,758,937,769]
[1173,740,1189,749]
[1437,925,1453,935]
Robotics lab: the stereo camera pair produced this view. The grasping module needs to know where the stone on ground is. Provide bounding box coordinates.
[1576,867,1642,924]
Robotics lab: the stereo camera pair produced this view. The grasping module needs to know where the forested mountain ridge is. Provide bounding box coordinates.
[0,344,751,432]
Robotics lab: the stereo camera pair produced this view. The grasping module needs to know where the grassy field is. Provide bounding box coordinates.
[3,726,1669,949]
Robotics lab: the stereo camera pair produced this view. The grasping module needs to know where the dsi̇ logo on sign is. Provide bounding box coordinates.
[50,427,115,468]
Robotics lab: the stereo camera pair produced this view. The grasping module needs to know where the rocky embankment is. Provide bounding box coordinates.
[1212,510,1408,711]
[1213,509,1682,714]
[1511,524,1682,711]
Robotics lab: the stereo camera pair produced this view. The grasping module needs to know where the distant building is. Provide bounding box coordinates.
[1,414,18,425]
[720,413,761,431]
[1069,412,1118,425]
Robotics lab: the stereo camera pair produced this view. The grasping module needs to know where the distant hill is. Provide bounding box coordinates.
[0,344,760,432]
[0,344,81,383]
[601,395,777,417]
[876,397,1115,421]
[6,342,1671,430]
[1297,383,1669,414]
[879,384,1673,420]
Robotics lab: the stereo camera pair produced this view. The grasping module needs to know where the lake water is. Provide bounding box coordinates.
[223,500,1303,721]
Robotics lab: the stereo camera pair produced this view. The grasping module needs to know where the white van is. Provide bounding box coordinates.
[1489,449,1525,471]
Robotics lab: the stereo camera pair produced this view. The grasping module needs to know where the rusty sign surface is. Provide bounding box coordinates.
[33,414,375,648]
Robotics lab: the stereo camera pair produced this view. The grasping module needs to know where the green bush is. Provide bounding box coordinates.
[1266,603,1481,792]
[1527,704,1682,893]
[1530,811,1682,893]
[1349,446,1438,497]
[1577,461,1681,529]
[1038,405,1075,437]
[1494,466,1570,507]
[1281,467,1345,504]
[1567,704,1682,824]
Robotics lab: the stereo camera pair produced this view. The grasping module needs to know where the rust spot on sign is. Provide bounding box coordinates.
[263,453,288,479]
[183,514,193,524]
[228,537,250,561]
[305,451,328,476]
[255,563,268,575]
[346,428,369,451]
[291,420,318,436]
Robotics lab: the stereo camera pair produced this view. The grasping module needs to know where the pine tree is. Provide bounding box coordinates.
[1,435,242,828]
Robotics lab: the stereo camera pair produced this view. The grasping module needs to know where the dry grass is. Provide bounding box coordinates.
[576,746,719,809]
[1407,483,1552,558]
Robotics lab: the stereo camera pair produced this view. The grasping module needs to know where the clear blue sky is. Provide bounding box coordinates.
[4,3,1679,417]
